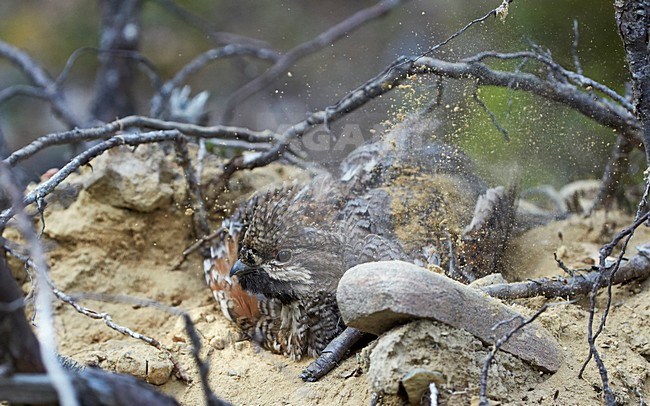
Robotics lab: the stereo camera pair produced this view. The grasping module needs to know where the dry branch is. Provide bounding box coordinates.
[221,0,408,123]
[615,0,650,164]
[150,45,280,118]
[217,51,642,185]
[4,115,276,168]
[0,163,79,405]
[0,40,81,128]
[481,243,650,299]
[152,0,278,50]
[478,302,569,406]
[56,47,162,91]
[92,0,142,121]
[70,292,228,406]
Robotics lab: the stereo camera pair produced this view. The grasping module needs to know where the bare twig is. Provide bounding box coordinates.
[0,85,50,106]
[172,227,227,271]
[53,285,191,382]
[5,238,177,367]
[4,115,276,167]
[151,45,279,118]
[0,163,78,406]
[299,327,365,382]
[56,47,162,91]
[417,0,513,61]
[0,40,82,128]
[472,83,510,141]
[465,50,635,114]
[478,301,570,406]
[69,292,227,405]
[0,130,183,227]
[0,249,181,405]
[592,135,634,211]
[553,252,577,277]
[418,57,640,143]
[577,207,650,405]
[152,0,277,50]
[482,243,650,300]
[221,0,407,123]
[216,51,643,185]
[615,0,650,165]
[572,19,583,75]
[636,177,650,221]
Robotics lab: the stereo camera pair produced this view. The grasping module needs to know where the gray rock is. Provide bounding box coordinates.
[84,144,176,212]
[337,261,562,372]
[368,320,544,404]
[468,272,507,288]
[112,343,173,385]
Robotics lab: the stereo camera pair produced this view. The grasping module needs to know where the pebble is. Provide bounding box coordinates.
[401,368,445,405]
[210,337,226,350]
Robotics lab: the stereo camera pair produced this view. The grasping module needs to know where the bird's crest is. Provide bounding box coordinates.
[240,177,340,257]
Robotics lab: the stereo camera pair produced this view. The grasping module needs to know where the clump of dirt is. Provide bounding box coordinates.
[13,145,650,405]
[366,319,545,405]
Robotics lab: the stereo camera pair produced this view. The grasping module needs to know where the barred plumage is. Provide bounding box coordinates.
[205,116,517,359]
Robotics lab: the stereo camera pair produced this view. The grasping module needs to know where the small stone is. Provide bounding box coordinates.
[84,145,174,212]
[367,320,543,402]
[468,273,507,287]
[210,337,226,350]
[205,314,216,323]
[188,309,204,323]
[113,344,173,385]
[401,368,445,406]
[234,341,249,351]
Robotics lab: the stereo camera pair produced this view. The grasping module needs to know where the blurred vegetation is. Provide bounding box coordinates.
[0,0,640,189]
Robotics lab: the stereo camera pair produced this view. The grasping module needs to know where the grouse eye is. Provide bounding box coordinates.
[276,250,292,263]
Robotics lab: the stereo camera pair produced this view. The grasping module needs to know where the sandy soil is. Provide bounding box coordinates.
[12,145,650,405]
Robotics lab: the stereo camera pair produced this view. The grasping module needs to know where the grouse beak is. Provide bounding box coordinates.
[229,260,255,278]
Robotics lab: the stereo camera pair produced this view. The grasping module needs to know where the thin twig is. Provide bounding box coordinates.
[150,45,279,118]
[216,51,642,185]
[482,243,650,300]
[221,0,407,123]
[0,40,82,128]
[577,208,650,405]
[0,85,50,106]
[152,0,277,50]
[69,292,226,404]
[55,47,162,91]
[53,286,191,383]
[0,130,183,227]
[417,0,513,61]
[572,19,583,75]
[479,301,571,406]
[472,83,510,141]
[4,115,277,167]
[465,50,634,114]
[172,227,227,271]
[0,163,79,406]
